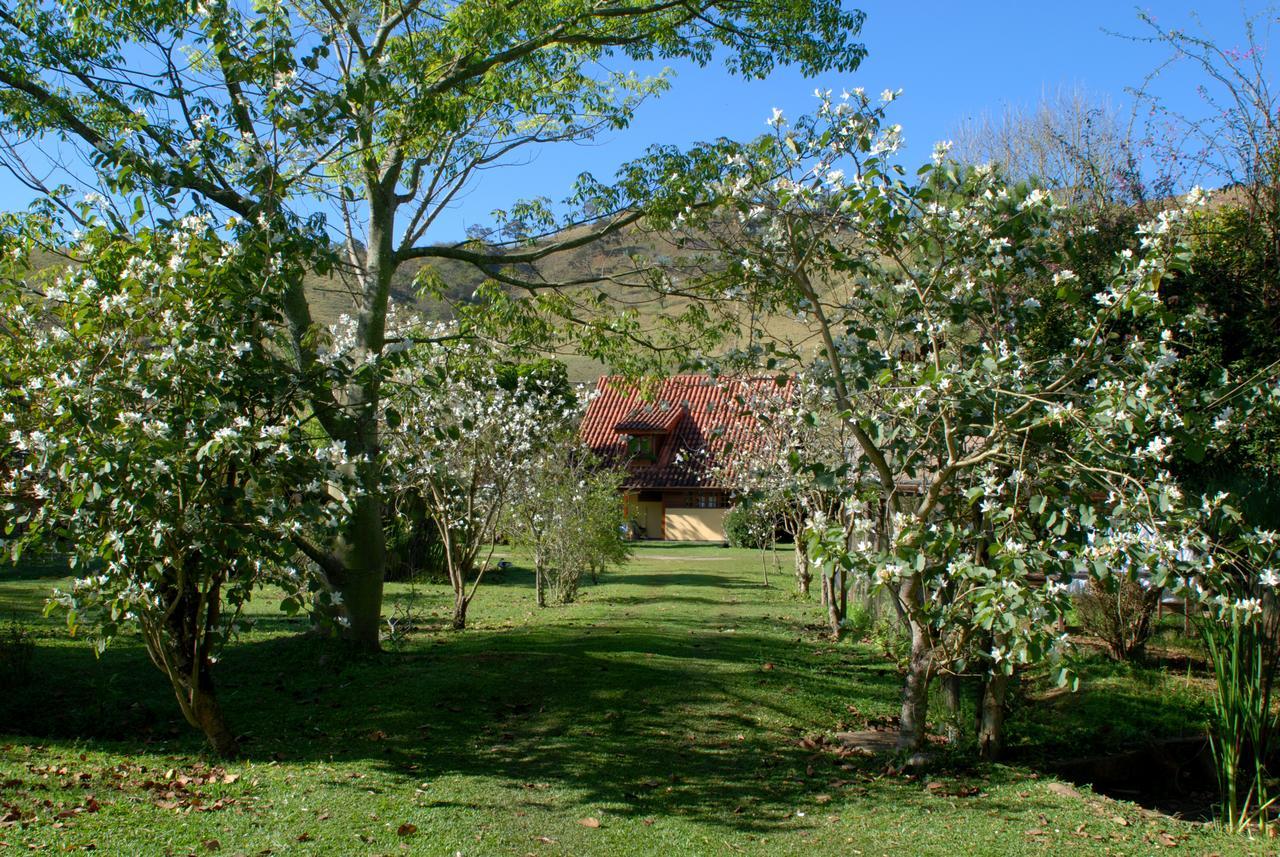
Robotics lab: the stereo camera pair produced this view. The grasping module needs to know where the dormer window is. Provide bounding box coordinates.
[627,435,658,462]
[614,401,686,468]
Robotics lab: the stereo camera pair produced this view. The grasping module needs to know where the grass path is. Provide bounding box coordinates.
[0,545,1266,855]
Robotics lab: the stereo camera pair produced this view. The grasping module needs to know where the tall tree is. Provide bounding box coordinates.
[0,0,866,648]
[0,212,341,754]
[656,91,1253,758]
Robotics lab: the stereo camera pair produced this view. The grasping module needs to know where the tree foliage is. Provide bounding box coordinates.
[0,0,868,648]
[653,89,1279,761]
[505,420,631,606]
[0,212,344,754]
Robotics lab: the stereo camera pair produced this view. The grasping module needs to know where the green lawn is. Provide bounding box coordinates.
[0,545,1265,855]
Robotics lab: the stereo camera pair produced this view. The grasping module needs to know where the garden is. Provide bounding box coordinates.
[0,545,1268,855]
[2,0,1280,853]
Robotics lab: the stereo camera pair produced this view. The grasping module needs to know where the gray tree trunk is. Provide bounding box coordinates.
[188,665,239,758]
[977,672,1010,761]
[823,572,844,639]
[333,492,388,650]
[897,617,933,752]
[793,540,811,596]
[941,674,962,744]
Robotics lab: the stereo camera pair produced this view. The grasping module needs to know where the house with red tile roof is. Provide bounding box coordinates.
[579,374,790,541]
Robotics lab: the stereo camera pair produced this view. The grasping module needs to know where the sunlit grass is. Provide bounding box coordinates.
[0,544,1265,855]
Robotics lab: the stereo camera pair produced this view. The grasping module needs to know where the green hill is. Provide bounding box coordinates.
[25,228,812,384]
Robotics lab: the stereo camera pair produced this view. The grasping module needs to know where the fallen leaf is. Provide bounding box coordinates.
[577,817,600,829]
[397,822,417,837]
[761,663,775,671]
[1048,782,1080,798]
[202,839,220,852]
[295,833,312,843]
[1113,816,1130,827]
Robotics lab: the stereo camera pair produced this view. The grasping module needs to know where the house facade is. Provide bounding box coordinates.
[579,374,788,542]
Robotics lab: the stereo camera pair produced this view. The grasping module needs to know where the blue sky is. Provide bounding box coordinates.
[430,2,1271,238]
[0,3,1272,240]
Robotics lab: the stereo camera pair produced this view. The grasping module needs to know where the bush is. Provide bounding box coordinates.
[1074,575,1163,662]
[384,492,447,582]
[843,602,874,640]
[871,614,910,672]
[724,504,776,550]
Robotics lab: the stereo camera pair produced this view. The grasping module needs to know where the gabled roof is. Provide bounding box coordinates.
[579,374,790,489]
[615,402,686,434]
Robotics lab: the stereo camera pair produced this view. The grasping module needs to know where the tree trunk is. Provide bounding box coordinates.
[158,638,240,758]
[328,181,397,649]
[898,618,933,752]
[977,672,1010,761]
[941,674,962,745]
[187,666,240,758]
[152,559,241,757]
[535,562,546,608]
[451,593,469,630]
[794,540,811,596]
[819,570,830,608]
[839,571,848,624]
[825,570,844,640]
[331,492,387,650]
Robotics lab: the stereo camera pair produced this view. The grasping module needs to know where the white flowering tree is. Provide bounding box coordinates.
[0,213,345,755]
[382,345,573,629]
[0,0,866,650]
[653,90,1262,760]
[506,435,631,606]
[716,380,858,609]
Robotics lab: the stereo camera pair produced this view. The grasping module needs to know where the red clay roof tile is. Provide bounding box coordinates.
[579,374,790,489]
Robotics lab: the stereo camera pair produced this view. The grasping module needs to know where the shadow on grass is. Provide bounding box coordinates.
[0,552,1221,835]
[604,594,730,607]
[612,572,763,589]
[0,613,906,835]
[1003,653,1216,819]
[629,543,731,551]
[0,556,74,582]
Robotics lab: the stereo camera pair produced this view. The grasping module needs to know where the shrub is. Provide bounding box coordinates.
[1074,575,1163,662]
[724,504,776,549]
[871,615,910,673]
[843,601,874,640]
[384,498,447,583]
